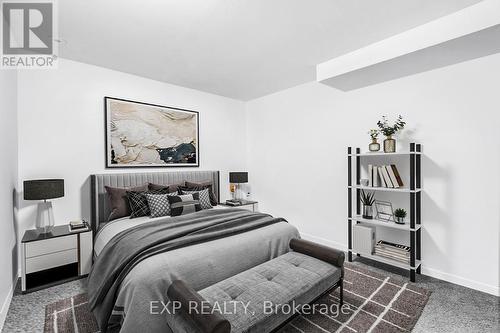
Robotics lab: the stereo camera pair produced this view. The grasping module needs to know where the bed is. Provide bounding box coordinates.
[88,171,299,333]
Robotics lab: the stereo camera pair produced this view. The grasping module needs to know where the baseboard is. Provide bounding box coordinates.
[421,266,499,297]
[0,282,14,332]
[300,233,347,251]
[300,233,499,297]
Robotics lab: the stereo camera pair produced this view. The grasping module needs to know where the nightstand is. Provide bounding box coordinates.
[21,225,93,292]
[219,200,259,212]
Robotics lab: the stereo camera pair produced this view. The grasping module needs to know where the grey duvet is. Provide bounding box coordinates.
[88,208,299,333]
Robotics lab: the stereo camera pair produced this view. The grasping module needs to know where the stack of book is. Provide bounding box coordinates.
[374,240,410,264]
[69,220,88,232]
[367,164,404,188]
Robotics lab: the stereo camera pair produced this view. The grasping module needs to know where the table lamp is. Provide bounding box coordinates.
[24,179,64,233]
[229,172,248,203]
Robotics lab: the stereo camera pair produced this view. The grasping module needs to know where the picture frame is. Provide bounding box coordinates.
[104,97,199,168]
[375,200,395,222]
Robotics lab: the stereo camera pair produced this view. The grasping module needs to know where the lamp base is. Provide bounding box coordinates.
[36,201,55,234]
[234,183,245,201]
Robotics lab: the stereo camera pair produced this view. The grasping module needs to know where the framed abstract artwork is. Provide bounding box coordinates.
[104,97,199,168]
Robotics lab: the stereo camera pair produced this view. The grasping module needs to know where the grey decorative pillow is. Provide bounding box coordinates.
[127,188,169,218]
[145,192,180,218]
[179,188,212,210]
[105,184,148,221]
[168,193,202,217]
[184,180,218,205]
[148,182,185,193]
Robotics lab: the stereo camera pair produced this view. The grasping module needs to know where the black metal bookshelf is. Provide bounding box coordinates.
[347,143,422,282]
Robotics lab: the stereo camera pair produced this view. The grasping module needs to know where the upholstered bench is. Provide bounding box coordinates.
[168,239,344,333]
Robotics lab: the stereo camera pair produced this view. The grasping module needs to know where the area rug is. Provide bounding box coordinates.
[44,263,430,333]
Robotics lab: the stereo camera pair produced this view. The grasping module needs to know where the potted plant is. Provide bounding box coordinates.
[360,190,376,219]
[394,208,407,224]
[368,129,380,152]
[377,115,406,153]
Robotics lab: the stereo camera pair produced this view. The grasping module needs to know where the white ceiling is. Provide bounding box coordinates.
[59,0,483,100]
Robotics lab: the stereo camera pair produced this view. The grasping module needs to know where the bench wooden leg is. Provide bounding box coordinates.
[339,278,344,305]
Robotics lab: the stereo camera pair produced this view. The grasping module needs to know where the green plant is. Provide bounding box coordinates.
[360,190,376,206]
[368,129,379,140]
[377,115,406,137]
[394,208,407,218]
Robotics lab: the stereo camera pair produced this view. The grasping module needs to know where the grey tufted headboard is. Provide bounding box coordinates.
[90,171,220,232]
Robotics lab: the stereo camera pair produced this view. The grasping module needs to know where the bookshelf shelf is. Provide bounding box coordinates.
[349,216,421,231]
[349,185,421,193]
[353,251,421,270]
[347,143,422,282]
[350,151,422,157]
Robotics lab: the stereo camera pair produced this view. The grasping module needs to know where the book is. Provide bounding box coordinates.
[69,219,88,232]
[225,200,242,206]
[368,164,373,187]
[374,250,410,263]
[69,226,89,232]
[375,247,409,256]
[373,166,379,187]
[374,246,410,258]
[380,166,394,188]
[391,164,404,187]
[375,246,410,256]
[70,220,86,228]
[378,167,387,187]
[374,240,411,263]
[376,240,410,252]
[385,165,399,188]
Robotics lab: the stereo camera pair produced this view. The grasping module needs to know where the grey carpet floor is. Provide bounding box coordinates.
[2,258,499,333]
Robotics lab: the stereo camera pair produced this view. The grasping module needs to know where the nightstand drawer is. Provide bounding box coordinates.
[25,235,77,258]
[25,249,78,274]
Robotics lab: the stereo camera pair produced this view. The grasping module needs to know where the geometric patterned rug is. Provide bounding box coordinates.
[44,263,430,333]
[279,264,431,333]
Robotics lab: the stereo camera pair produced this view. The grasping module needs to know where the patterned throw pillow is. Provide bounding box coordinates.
[183,180,218,206]
[179,188,212,210]
[168,193,202,217]
[105,184,148,221]
[145,192,179,218]
[127,188,169,218]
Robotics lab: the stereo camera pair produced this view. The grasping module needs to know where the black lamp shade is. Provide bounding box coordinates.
[229,172,248,184]
[23,179,64,200]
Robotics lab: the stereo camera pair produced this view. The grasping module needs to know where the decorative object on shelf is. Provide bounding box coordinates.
[377,115,406,153]
[360,190,376,219]
[360,179,369,186]
[353,224,376,255]
[394,208,407,224]
[368,129,380,152]
[375,200,394,222]
[105,97,199,168]
[23,179,65,234]
[69,219,88,231]
[228,172,248,203]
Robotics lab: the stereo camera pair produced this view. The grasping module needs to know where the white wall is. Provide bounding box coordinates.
[17,59,246,249]
[0,70,18,328]
[246,53,500,296]
[11,52,500,302]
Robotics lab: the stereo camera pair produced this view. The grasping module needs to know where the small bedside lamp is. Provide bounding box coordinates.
[229,172,248,203]
[24,179,64,234]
